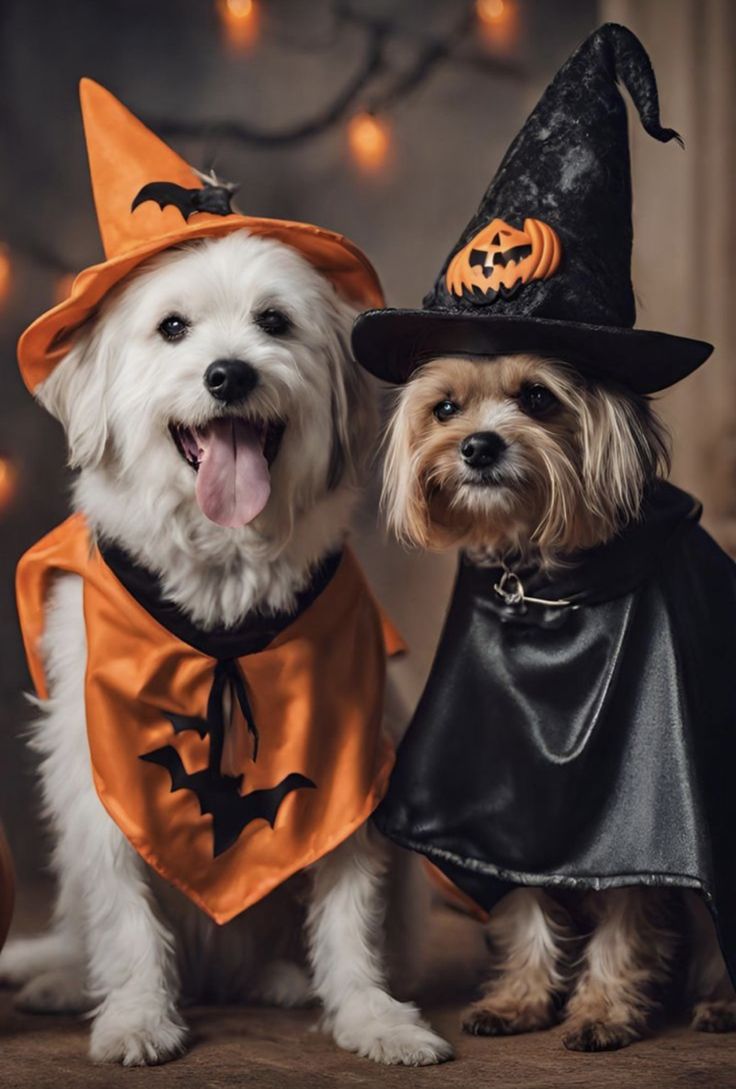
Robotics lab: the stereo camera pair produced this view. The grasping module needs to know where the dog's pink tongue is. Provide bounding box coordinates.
[194,419,270,528]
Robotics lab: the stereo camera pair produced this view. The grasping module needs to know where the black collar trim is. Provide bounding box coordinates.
[463,480,701,613]
[97,540,343,660]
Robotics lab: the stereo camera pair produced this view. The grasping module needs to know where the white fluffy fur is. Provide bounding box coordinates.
[0,231,451,1067]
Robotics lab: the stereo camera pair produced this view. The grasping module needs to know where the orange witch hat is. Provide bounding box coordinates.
[18,79,384,392]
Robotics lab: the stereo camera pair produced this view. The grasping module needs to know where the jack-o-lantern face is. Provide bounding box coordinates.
[446,217,562,302]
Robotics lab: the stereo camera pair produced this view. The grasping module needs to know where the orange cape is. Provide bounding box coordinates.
[17,515,400,923]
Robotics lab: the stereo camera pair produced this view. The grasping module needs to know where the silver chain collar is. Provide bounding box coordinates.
[492,566,574,610]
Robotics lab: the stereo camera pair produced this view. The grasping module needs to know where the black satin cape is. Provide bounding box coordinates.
[374,481,736,984]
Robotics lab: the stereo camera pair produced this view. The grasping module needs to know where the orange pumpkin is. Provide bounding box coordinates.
[0,825,14,953]
[446,216,562,301]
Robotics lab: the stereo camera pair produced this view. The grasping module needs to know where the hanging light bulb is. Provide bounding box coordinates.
[217,0,258,51]
[0,245,11,306]
[476,0,517,48]
[476,0,505,22]
[54,272,76,306]
[0,455,18,514]
[348,112,390,174]
[474,0,503,20]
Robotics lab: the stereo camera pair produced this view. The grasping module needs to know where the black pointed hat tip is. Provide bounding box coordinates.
[589,23,684,148]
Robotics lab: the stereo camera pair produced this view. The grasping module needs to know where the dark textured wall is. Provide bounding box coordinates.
[0,0,596,886]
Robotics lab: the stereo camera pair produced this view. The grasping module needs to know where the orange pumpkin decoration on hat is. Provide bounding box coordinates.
[17,79,384,393]
[446,217,562,302]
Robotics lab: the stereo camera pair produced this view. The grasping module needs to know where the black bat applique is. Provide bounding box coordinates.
[140,661,315,857]
[131,181,236,222]
[141,742,315,857]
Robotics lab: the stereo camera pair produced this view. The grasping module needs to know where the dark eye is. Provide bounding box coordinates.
[158,314,189,342]
[433,399,461,422]
[254,308,292,336]
[518,383,559,418]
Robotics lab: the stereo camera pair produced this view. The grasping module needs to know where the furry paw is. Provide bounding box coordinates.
[337,1020,454,1067]
[462,999,558,1036]
[692,1000,736,1033]
[332,996,453,1066]
[89,998,188,1066]
[562,1019,642,1052]
[15,967,91,1014]
[257,960,315,1008]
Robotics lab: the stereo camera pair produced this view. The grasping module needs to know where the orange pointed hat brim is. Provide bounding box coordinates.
[18,80,384,393]
[19,218,384,392]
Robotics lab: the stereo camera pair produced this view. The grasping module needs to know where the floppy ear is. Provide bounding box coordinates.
[381,384,431,548]
[320,293,377,491]
[35,319,112,470]
[579,385,670,531]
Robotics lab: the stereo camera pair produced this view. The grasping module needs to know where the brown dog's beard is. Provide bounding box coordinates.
[422,438,601,563]
[424,483,527,553]
[420,413,625,562]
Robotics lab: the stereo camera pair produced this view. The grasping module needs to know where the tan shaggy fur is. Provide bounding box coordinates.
[382,353,736,1050]
[383,354,669,562]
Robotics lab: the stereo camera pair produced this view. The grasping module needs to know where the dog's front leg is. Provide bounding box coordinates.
[13,575,186,1065]
[462,887,570,1037]
[306,824,453,1066]
[83,814,187,1066]
[562,887,677,1052]
[688,891,736,1033]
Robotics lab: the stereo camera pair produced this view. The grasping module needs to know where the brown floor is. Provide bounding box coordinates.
[1,893,735,1089]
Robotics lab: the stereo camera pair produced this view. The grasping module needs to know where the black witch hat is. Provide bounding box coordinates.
[352,24,712,393]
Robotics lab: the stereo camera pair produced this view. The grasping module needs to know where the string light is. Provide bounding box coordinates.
[154,6,517,150]
[476,0,505,22]
[347,112,390,173]
[476,0,517,48]
[0,456,17,514]
[0,245,11,305]
[217,0,258,51]
[13,6,522,274]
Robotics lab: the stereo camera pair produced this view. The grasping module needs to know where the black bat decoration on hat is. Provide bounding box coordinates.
[131,181,236,222]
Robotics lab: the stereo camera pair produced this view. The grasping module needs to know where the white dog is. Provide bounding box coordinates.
[0,230,452,1068]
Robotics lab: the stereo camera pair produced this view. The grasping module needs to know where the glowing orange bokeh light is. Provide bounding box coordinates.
[476,0,505,22]
[476,0,517,48]
[348,113,390,173]
[54,272,76,306]
[0,457,18,513]
[217,0,258,50]
[0,245,11,305]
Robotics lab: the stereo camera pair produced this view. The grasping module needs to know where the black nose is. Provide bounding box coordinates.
[204,359,259,404]
[460,431,508,469]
